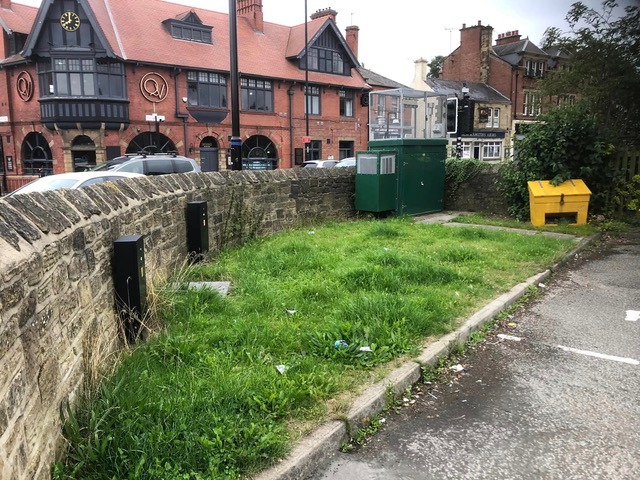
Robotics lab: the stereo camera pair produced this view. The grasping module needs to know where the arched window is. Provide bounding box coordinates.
[241,135,278,170]
[22,132,53,175]
[126,132,177,154]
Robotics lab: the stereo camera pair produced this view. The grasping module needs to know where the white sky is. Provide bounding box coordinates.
[15,0,638,86]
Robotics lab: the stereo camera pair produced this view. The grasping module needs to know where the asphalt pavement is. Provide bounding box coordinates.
[307,230,640,480]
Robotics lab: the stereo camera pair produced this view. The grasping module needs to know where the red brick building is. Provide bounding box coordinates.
[0,0,371,184]
[440,21,572,142]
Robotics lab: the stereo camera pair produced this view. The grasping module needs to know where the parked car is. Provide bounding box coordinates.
[7,171,144,196]
[93,152,200,175]
[334,157,356,168]
[302,160,339,168]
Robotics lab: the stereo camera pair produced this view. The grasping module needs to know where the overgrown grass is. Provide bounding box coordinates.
[54,217,576,479]
[452,212,600,236]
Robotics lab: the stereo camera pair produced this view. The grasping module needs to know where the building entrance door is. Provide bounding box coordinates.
[200,148,219,172]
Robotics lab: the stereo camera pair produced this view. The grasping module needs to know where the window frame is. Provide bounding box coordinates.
[304,85,321,116]
[187,71,228,108]
[37,57,126,99]
[523,91,542,117]
[339,89,354,117]
[482,141,502,160]
[240,77,273,112]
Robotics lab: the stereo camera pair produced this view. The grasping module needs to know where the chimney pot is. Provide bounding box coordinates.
[462,23,466,29]
[478,20,481,26]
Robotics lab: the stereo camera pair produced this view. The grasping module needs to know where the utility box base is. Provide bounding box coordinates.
[528,179,591,226]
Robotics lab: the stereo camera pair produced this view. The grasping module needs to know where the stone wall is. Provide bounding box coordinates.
[0,168,355,480]
[444,168,508,215]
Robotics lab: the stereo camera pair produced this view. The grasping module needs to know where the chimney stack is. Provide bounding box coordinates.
[346,25,359,59]
[237,0,263,33]
[310,8,338,23]
[495,29,522,46]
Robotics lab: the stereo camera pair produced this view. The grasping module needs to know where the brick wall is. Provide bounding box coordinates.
[0,168,355,480]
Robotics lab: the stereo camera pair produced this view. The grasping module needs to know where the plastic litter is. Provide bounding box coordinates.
[308,231,315,235]
[450,364,464,373]
[359,346,372,352]
[334,340,349,348]
[625,310,639,322]
[507,322,517,327]
[538,282,546,288]
[285,309,297,315]
[275,365,286,374]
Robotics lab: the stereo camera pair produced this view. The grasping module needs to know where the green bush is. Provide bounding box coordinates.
[613,174,640,213]
[498,104,616,220]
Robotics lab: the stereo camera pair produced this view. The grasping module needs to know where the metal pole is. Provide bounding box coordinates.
[229,0,242,170]
[304,0,310,161]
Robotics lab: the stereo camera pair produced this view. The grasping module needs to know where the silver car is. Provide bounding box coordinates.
[94,153,200,175]
[7,171,144,196]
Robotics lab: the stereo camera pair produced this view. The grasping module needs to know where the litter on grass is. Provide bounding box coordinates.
[450,364,464,373]
[359,346,372,352]
[285,309,297,315]
[275,365,286,374]
[334,340,349,348]
[308,231,315,235]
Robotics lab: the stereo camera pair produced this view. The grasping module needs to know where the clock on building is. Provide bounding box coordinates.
[60,11,80,32]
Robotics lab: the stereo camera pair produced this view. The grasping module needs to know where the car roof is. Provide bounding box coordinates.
[8,171,144,195]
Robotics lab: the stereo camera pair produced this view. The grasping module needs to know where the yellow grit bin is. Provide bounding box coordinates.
[528,179,592,226]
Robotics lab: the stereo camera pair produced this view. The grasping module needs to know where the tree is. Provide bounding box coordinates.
[498,104,616,220]
[539,0,640,145]
[427,56,445,78]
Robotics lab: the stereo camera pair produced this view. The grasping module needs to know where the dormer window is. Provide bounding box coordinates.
[171,24,212,43]
[164,11,213,44]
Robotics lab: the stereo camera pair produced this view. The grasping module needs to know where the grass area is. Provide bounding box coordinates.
[452,212,600,236]
[54,217,577,479]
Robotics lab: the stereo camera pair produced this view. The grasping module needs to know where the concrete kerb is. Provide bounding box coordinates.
[254,228,600,480]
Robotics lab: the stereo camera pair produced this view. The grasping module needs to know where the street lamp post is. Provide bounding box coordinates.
[304,0,310,161]
[229,0,242,170]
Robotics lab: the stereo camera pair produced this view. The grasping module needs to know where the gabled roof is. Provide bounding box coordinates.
[4,0,368,89]
[493,38,548,65]
[0,1,36,35]
[21,0,116,59]
[425,78,510,103]
[285,17,359,67]
[357,67,406,89]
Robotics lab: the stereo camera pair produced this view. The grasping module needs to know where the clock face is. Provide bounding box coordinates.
[60,11,80,32]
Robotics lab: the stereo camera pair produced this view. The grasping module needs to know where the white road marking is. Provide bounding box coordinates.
[557,345,639,365]
[498,334,522,342]
[625,310,639,322]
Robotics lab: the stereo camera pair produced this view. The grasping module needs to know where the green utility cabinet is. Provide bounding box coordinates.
[355,151,398,213]
[358,139,447,216]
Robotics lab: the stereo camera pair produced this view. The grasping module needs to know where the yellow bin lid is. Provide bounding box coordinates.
[527,179,591,198]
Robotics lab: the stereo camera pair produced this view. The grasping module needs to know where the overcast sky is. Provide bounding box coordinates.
[15,0,638,85]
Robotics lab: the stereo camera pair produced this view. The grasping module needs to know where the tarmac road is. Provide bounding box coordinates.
[309,231,640,480]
